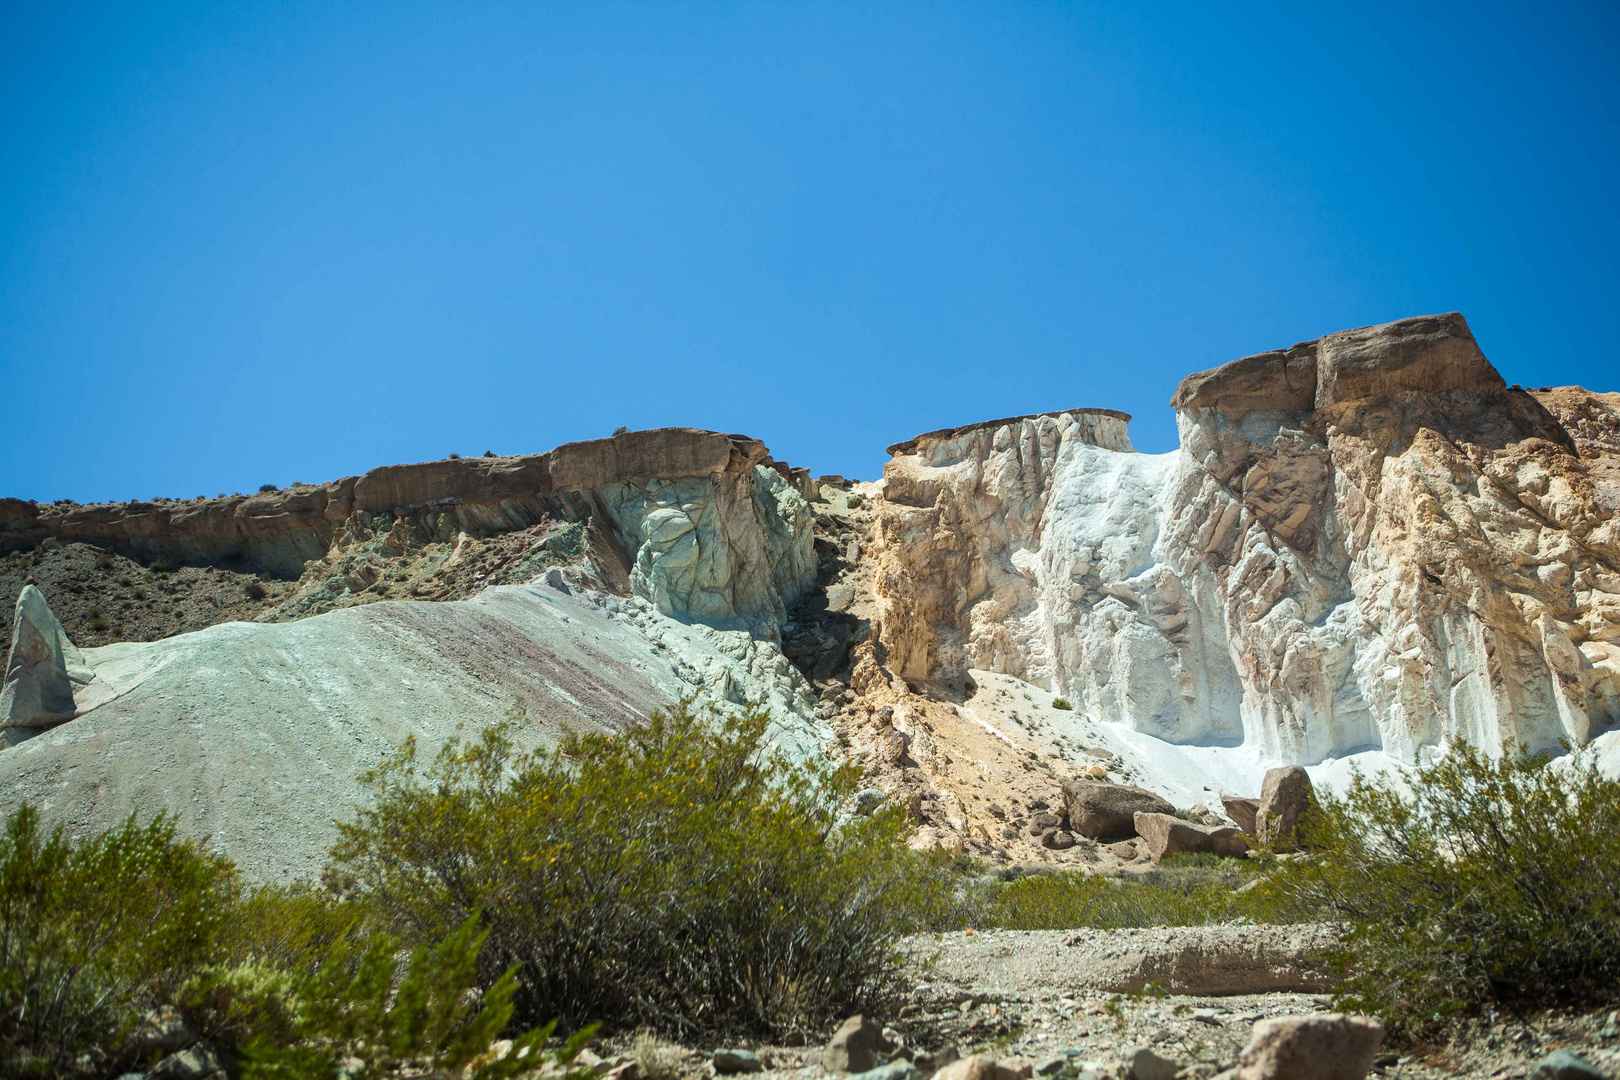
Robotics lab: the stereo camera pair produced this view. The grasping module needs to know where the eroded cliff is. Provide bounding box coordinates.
[869,313,1620,764]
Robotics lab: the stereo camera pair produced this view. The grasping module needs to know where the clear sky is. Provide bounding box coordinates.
[3,2,1617,501]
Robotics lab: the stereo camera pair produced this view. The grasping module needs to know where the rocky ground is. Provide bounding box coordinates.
[0,542,290,647]
[0,514,595,649]
[607,927,1620,1080]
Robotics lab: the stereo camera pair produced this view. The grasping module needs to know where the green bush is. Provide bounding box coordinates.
[0,806,238,1077]
[1265,742,1620,1037]
[980,858,1265,930]
[326,699,942,1041]
[241,915,594,1080]
[1051,698,1074,711]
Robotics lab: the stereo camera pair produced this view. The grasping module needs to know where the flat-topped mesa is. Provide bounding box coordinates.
[0,428,768,576]
[1170,312,1506,415]
[886,407,1133,460]
[1,427,817,641]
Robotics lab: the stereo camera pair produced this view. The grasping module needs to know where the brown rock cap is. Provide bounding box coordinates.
[1171,312,1504,416]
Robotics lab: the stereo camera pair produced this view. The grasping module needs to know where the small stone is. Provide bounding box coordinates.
[855,1065,920,1080]
[149,1041,229,1080]
[854,789,887,815]
[1193,1008,1221,1025]
[1532,1050,1607,1080]
[1042,829,1077,850]
[931,1056,998,1080]
[1125,1046,1178,1080]
[712,1049,763,1074]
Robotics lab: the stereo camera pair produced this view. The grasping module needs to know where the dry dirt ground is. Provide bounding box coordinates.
[610,927,1620,1080]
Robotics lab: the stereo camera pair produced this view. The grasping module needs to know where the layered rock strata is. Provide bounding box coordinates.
[871,314,1620,763]
[2,428,817,640]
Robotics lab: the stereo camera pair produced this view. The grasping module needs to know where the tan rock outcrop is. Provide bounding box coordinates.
[3,428,817,640]
[869,313,1620,763]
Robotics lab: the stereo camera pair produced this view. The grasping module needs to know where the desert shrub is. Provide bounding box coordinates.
[94,552,115,570]
[258,484,278,493]
[981,858,1264,930]
[1051,698,1073,711]
[1264,742,1620,1036]
[241,915,593,1080]
[0,805,239,1077]
[327,699,941,1041]
[245,581,268,600]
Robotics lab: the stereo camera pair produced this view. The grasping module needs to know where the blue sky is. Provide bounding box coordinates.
[3,1,1617,500]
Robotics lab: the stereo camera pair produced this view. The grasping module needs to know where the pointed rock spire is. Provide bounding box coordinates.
[1,585,92,738]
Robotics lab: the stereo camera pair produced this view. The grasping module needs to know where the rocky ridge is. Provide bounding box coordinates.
[3,312,1620,877]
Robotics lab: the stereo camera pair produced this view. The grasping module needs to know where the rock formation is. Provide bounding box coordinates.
[0,586,95,740]
[870,313,1620,765]
[3,311,1618,874]
[2,428,816,640]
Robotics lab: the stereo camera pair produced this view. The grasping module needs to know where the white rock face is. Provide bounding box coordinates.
[874,315,1620,765]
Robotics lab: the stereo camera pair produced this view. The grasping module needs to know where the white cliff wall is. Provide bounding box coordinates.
[873,314,1620,764]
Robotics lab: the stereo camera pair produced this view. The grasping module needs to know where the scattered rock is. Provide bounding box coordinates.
[854,789,888,815]
[148,1040,230,1080]
[854,1066,919,1080]
[1255,767,1315,849]
[712,1049,763,1074]
[1125,1046,1178,1080]
[1061,780,1175,839]
[1106,840,1140,860]
[932,1056,998,1080]
[1220,796,1260,834]
[1041,829,1076,850]
[1532,1050,1608,1080]
[1133,811,1250,863]
[824,1015,886,1073]
[1232,1013,1383,1080]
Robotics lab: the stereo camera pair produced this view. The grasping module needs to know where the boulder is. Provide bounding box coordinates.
[1125,1047,1178,1080]
[1232,1013,1383,1080]
[823,1015,886,1073]
[1,586,93,736]
[1061,780,1175,839]
[1255,767,1315,849]
[1133,812,1250,863]
[1220,796,1261,834]
[712,1049,764,1074]
[930,1056,1037,1080]
[1532,1050,1607,1079]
